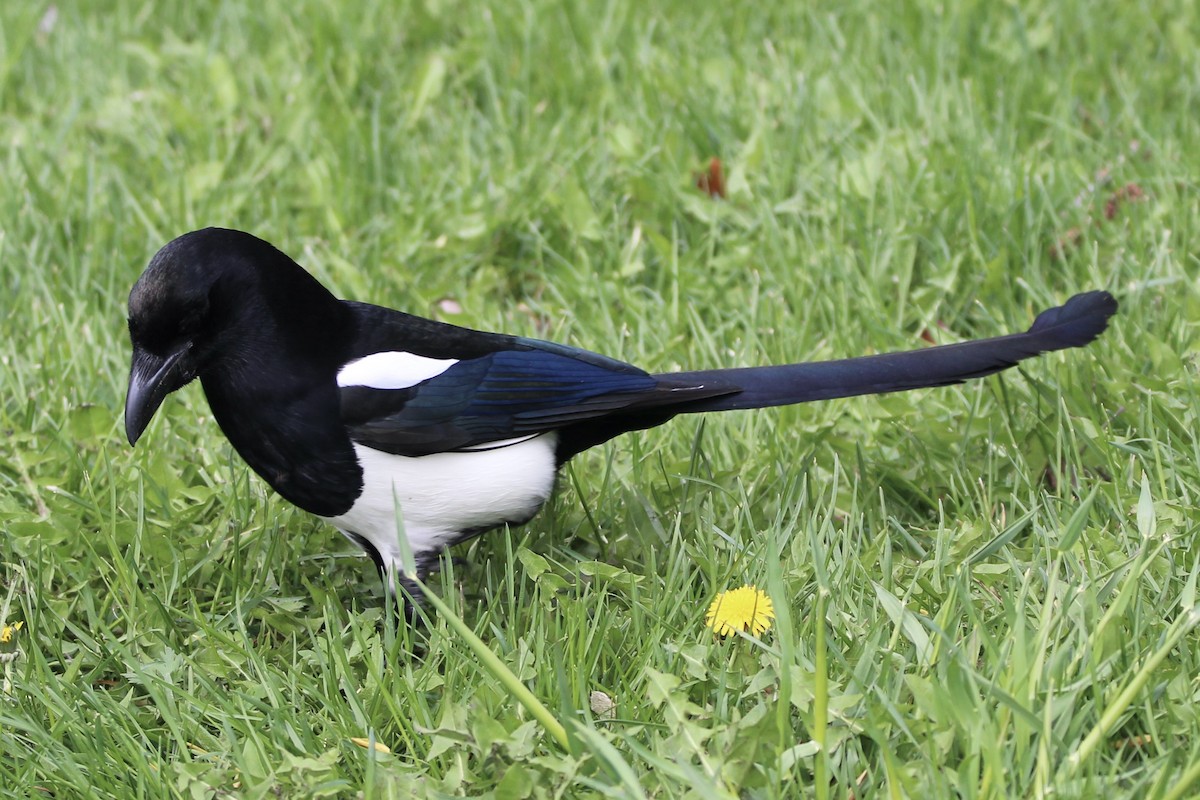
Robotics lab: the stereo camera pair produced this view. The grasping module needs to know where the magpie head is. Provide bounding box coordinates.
[124,227,343,445]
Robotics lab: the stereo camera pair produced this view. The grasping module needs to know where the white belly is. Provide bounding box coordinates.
[323,433,559,571]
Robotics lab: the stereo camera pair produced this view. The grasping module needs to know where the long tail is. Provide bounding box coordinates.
[665,291,1118,413]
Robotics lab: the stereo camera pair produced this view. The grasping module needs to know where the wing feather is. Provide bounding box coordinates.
[340,347,714,456]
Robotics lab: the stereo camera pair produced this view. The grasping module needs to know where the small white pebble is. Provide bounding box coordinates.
[39,6,58,36]
[590,690,616,719]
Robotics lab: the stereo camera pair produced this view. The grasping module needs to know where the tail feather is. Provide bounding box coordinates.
[665,291,1118,413]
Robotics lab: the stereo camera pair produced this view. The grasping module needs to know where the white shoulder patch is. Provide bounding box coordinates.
[337,351,460,390]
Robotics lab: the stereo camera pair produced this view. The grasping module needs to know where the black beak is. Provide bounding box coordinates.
[125,346,191,445]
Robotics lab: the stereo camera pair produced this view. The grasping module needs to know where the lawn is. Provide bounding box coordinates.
[1,0,1198,797]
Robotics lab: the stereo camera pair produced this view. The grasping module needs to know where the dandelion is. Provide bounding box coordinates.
[706,586,774,637]
[0,622,22,644]
[0,621,22,666]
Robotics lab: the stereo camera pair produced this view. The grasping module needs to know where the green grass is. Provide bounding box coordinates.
[2,0,1198,796]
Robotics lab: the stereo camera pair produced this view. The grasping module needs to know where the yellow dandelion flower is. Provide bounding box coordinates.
[706,586,774,637]
[0,622,23,644]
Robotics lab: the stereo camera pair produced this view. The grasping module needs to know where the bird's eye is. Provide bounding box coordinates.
[178,313,201,339]
[177,296,210,337]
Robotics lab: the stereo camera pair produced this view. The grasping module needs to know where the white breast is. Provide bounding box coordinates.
[323,433,559,572]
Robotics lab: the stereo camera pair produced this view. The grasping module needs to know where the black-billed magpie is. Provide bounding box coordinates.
[125,228,1117,595]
